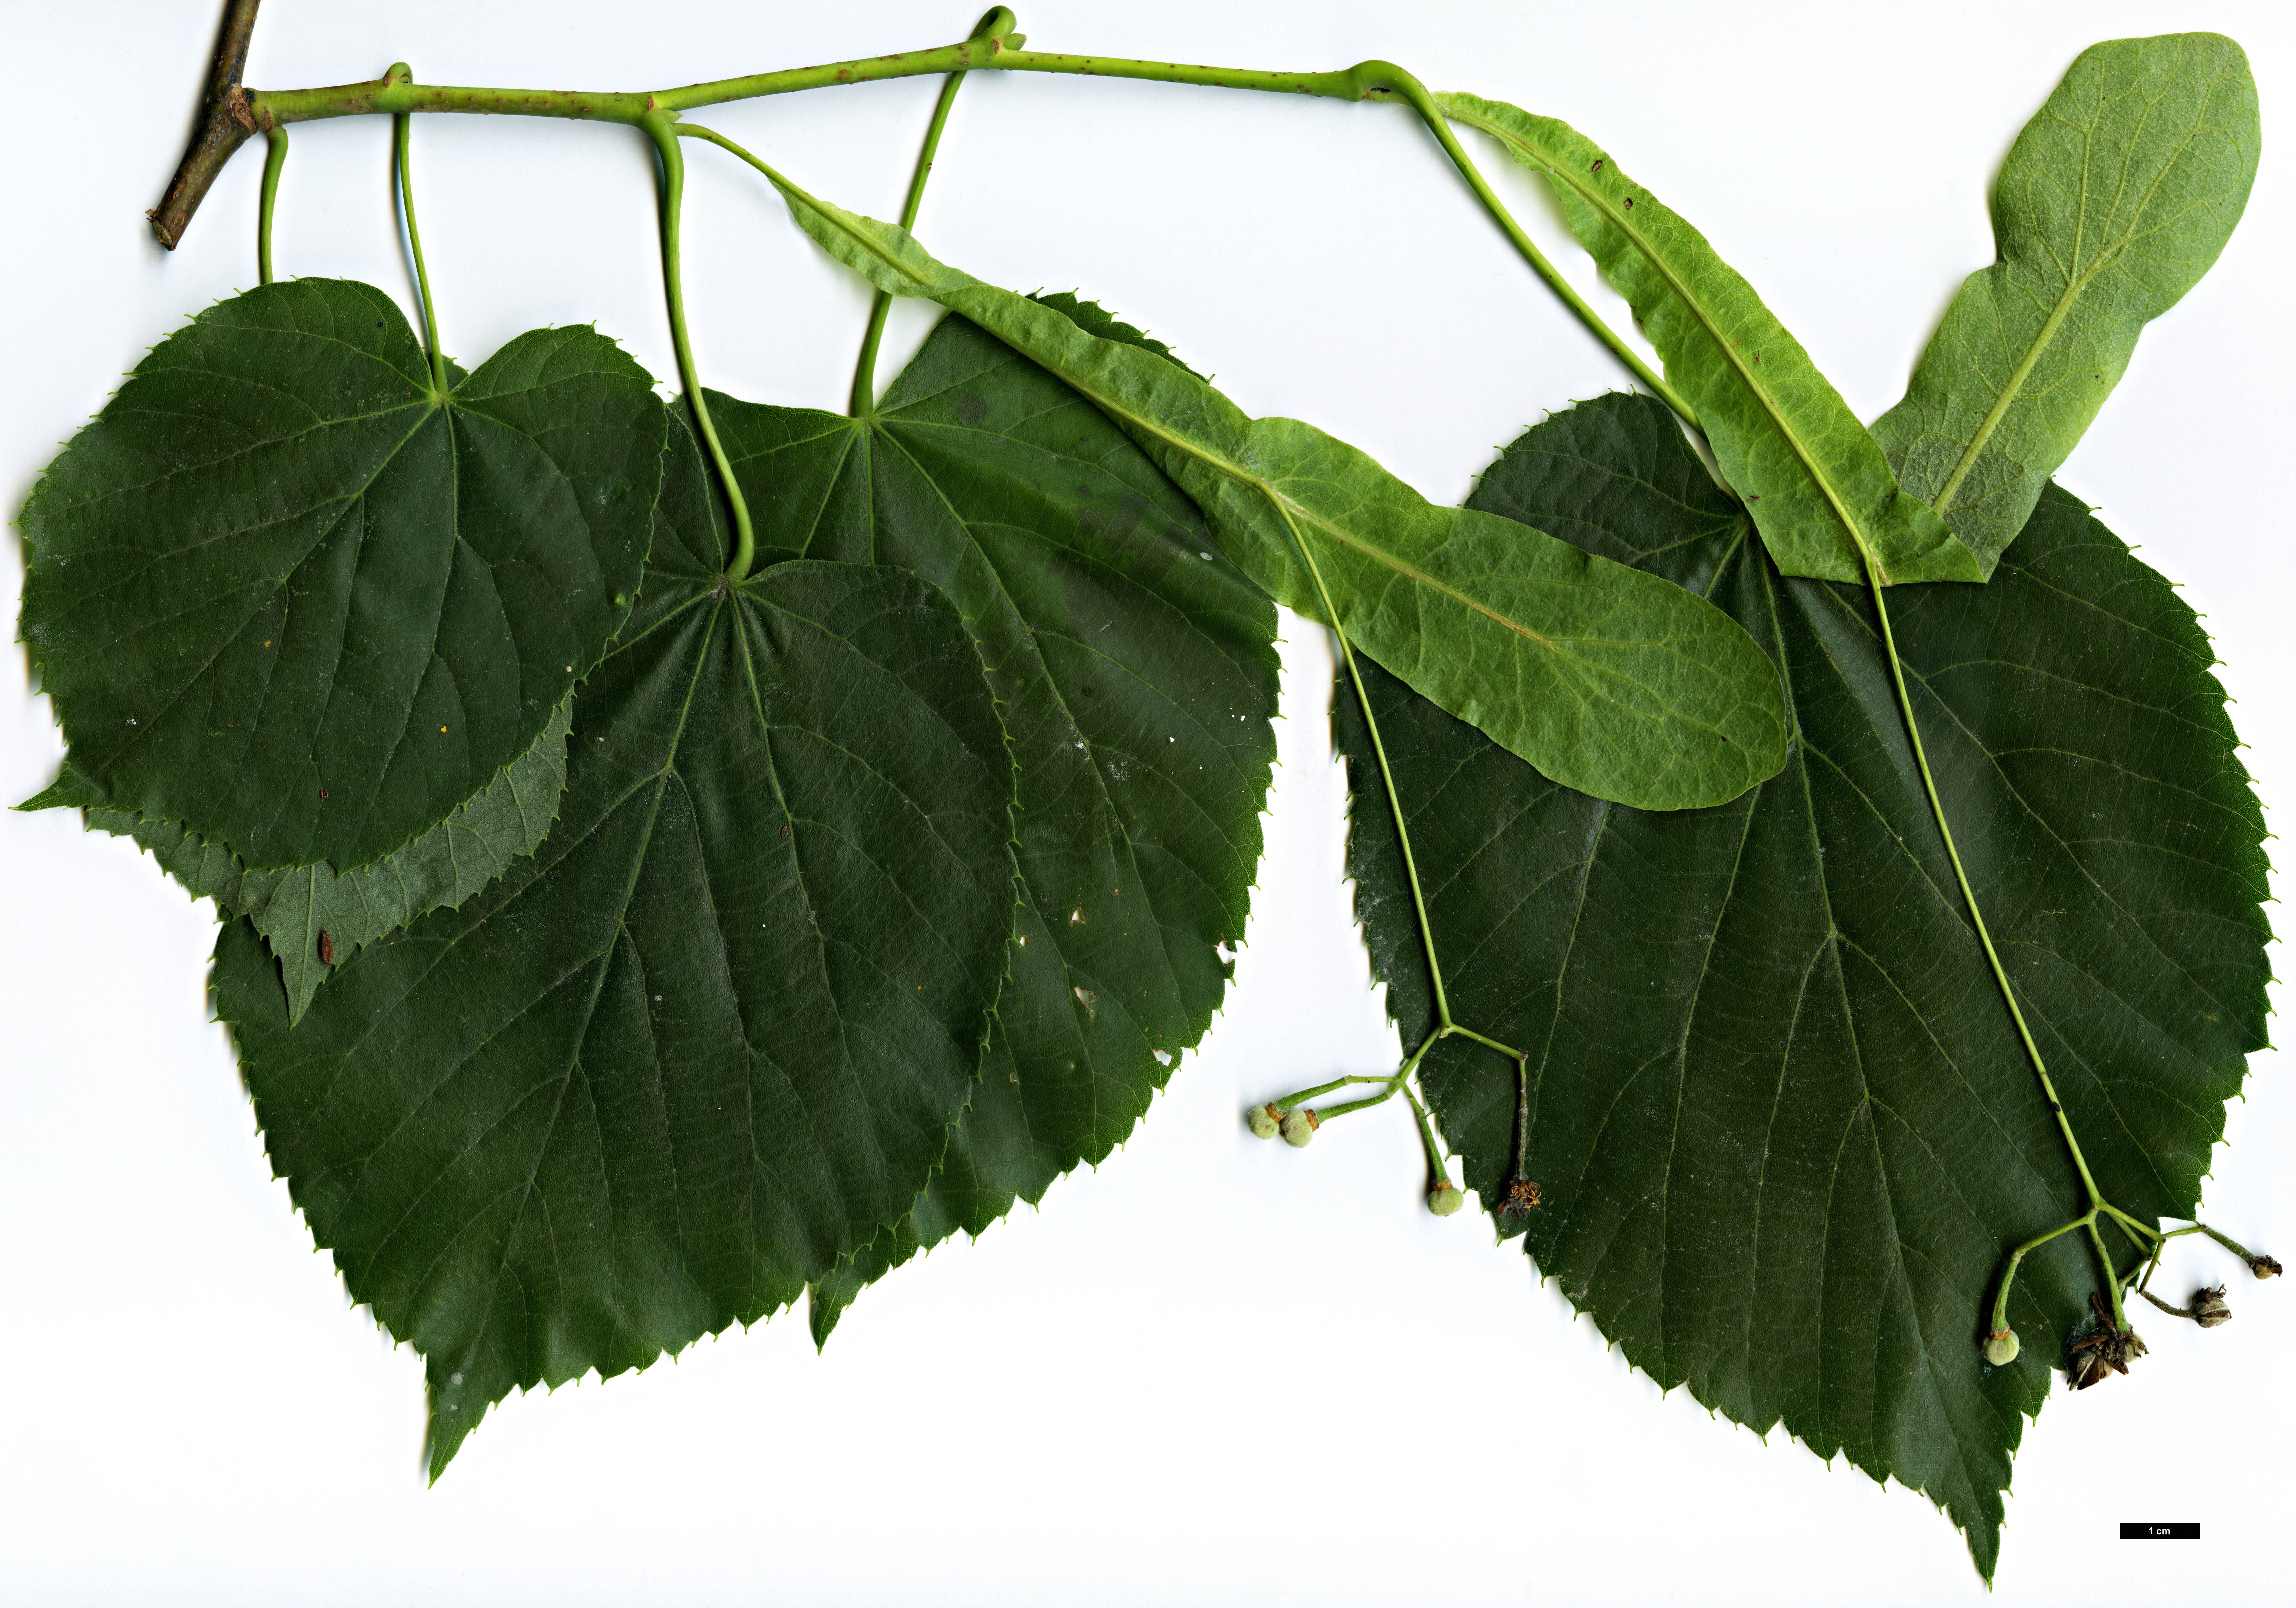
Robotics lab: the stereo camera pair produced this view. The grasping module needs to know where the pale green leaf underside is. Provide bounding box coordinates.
[85,696,572,1022]
[1439,92,1981,588]
[764,174,1787,812]
[1872,33,2259,572]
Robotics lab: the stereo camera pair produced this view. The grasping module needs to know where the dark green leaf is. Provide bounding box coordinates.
[85,695,571,1023]
[1339,393,2269,1579]
[1439,93,1982,586]
[214,417,1021,1474]
[1873,34,2259,571]
[18,278,660,870]
[764,176,1789,811]
[665,297,1277,1342]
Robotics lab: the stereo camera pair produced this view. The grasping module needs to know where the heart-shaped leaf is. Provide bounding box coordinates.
[667,297,1279,1339]
[214,414,1020,1474]
[1873,33,2259,572]
[1339,393,2269,1578]
[19,278,660,870]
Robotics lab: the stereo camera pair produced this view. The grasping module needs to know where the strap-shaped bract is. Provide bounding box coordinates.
[1872,34,2260,572]
[7,12,2276,1585]
[753,165,1791,813]
[1439,93,1981,588]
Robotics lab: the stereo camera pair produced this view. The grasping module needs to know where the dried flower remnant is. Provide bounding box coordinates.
[11,11,2274,1582]
[2067,1293,2148,1389]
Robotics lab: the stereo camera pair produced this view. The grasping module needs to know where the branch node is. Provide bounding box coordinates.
[148,0,264,250]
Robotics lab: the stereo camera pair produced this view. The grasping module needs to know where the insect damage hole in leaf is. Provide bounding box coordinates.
[4,9,2277,1599]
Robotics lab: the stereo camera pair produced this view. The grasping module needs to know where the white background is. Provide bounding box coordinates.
[3,3,2291,1603]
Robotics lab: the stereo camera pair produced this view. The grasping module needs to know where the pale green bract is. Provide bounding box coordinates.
[757,168,1789,812]
[1438,92,1981,588]
[1871,34,2259,573]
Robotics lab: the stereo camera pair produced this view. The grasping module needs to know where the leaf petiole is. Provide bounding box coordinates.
[850,7,1011,416]
[386,66,448,397]
[257,125,287,286]
[640,110,758,580]
[220,32,1693,416]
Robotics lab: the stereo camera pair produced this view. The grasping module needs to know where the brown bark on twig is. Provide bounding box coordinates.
[148,0,264,249]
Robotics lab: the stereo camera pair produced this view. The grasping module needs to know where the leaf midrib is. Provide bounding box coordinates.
[1444,101,1887,580]
[1030,362,1566,651]
[872,413,1291,886]
[333,591,828,1305]
[1764,562,2005,1516]
[1930,71,2225,517]
[319,593,724,1159]
[786,194,1602,659]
